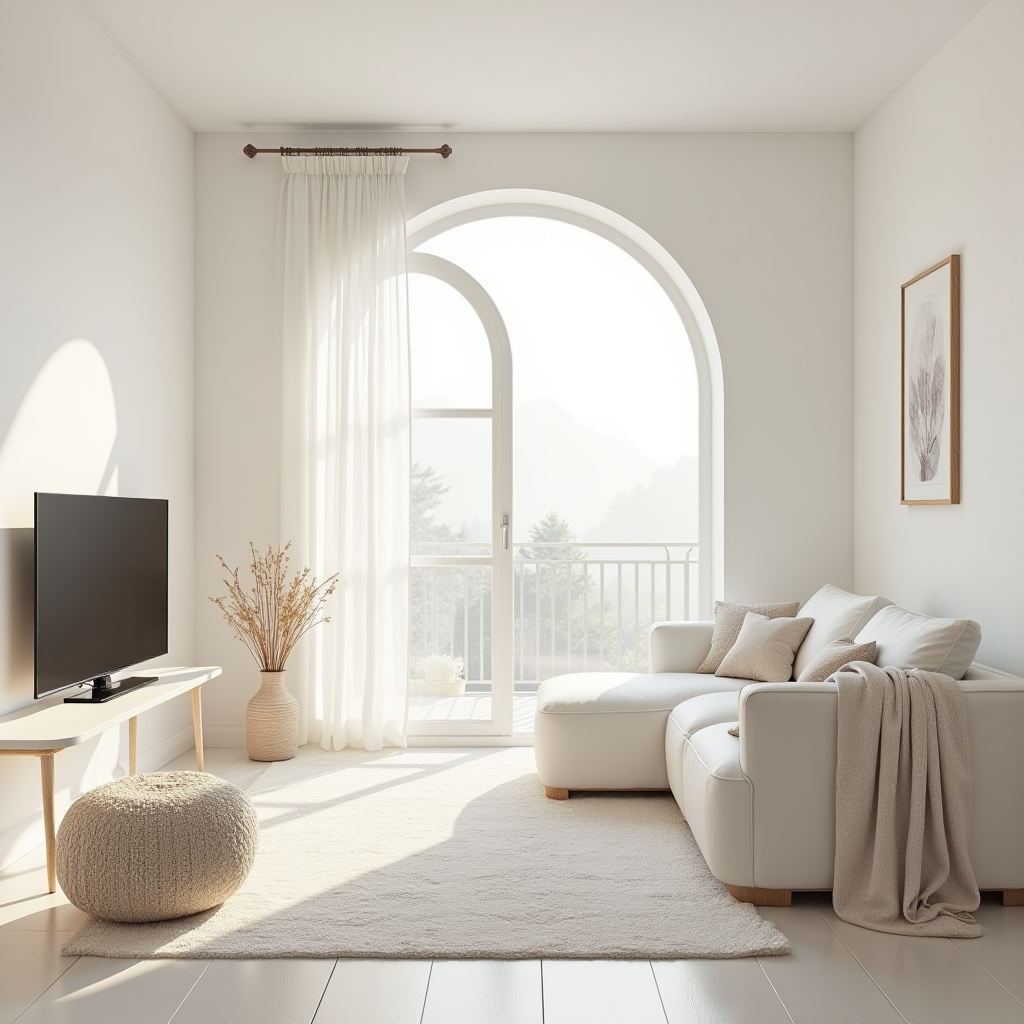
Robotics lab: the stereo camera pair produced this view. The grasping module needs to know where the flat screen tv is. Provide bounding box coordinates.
[35,493,168,702]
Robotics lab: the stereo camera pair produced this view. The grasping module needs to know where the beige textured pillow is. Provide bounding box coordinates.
[797,637,877,682]
[697,600,800,673]
[715,613,813,683]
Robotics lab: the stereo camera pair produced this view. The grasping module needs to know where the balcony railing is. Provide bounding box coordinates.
[410,542,698,686]
[514,542,697,682]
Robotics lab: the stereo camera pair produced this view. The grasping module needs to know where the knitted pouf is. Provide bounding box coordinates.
[56,771,259,923]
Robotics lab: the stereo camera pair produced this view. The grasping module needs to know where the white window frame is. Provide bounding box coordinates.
[408,190,725,619]
[406,252,515,738]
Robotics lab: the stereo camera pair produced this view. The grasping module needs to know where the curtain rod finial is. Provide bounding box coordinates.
[243,144,257,159]
[440,144,452,158]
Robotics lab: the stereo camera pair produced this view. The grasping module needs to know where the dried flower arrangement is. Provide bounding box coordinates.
[210,543,338,673]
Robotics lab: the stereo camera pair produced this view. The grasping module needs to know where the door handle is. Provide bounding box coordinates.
[501,515,509,550]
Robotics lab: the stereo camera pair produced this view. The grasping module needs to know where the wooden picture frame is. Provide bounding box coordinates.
[901,255,960,505]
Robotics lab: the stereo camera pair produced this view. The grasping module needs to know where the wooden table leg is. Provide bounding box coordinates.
[40,753,56,894]
[191,686,205,772]
[128,716,138,775]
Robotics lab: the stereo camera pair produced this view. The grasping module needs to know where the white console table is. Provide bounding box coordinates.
[0,666,222,893]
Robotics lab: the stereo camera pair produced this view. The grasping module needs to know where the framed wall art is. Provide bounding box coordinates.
[901,254,960,505]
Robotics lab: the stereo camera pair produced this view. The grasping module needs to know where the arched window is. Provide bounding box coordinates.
[406,191,723,740]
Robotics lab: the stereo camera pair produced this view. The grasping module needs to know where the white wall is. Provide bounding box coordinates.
[853,0,1024,674]
[0,0,195,869]
[196,131,853,737]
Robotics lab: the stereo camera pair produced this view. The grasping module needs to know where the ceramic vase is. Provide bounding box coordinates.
[246,670,298,761]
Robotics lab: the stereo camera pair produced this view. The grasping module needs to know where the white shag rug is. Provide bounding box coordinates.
[63,747,789,959]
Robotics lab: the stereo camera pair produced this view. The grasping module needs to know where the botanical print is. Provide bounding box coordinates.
[902,256,959,504]
[907,295,946,483]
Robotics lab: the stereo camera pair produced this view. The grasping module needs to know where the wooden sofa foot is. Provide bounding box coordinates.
[726,884,792,907]
[545,786,570,800]
[1003,889,1024,906]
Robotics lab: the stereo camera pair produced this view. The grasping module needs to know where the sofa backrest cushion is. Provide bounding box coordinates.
[854,605,982,680]
[793,585,892,679]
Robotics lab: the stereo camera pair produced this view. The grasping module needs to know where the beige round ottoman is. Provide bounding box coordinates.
[56,771,259,923]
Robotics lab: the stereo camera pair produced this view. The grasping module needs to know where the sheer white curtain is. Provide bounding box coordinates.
[279,155,410,751]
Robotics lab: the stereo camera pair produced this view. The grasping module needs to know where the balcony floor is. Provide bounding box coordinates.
[409,691,539,733]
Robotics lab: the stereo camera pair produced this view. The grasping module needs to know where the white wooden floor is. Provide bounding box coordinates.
[3,747,1024,1024]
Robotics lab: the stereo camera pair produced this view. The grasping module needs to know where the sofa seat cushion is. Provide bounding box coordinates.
[537,672,749,715]
[686,722,747,780]
[535,672,748,792]
[668,691,742,742]
[677,724,754,887]
[665,694,744,822]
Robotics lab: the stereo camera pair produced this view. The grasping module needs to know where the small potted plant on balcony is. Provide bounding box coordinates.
[418,654,466,697]
[211,543,337,762]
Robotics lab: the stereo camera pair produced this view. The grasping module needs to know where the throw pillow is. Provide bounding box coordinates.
[697,600,800,673]
[715,612,814,683]
[797,637,878,682]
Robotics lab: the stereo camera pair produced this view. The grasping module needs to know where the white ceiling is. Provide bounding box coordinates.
[81,0,989,133]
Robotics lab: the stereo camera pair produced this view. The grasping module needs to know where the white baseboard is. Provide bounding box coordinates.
[406,734,535,747]
[139,724,195,773]
[199,721,534,749]
[204,725,247,747]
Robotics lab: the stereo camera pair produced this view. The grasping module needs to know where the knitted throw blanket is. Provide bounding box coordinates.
[832,662,981,937]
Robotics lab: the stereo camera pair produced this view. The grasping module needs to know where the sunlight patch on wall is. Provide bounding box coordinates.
[0,340,117,528]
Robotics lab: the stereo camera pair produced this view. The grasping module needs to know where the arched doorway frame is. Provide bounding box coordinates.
[407,189,724,618]
[406,251,515,736]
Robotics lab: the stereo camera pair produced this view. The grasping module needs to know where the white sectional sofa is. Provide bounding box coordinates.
[534,588,1024,906]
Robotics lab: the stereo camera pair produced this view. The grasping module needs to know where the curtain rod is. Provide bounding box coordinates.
[243,143,452,159]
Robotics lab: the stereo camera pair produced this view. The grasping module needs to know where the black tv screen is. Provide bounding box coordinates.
[35,493,168,698]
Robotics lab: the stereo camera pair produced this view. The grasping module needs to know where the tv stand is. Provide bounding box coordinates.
[64,675,158,703]
[0,667,221,893]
